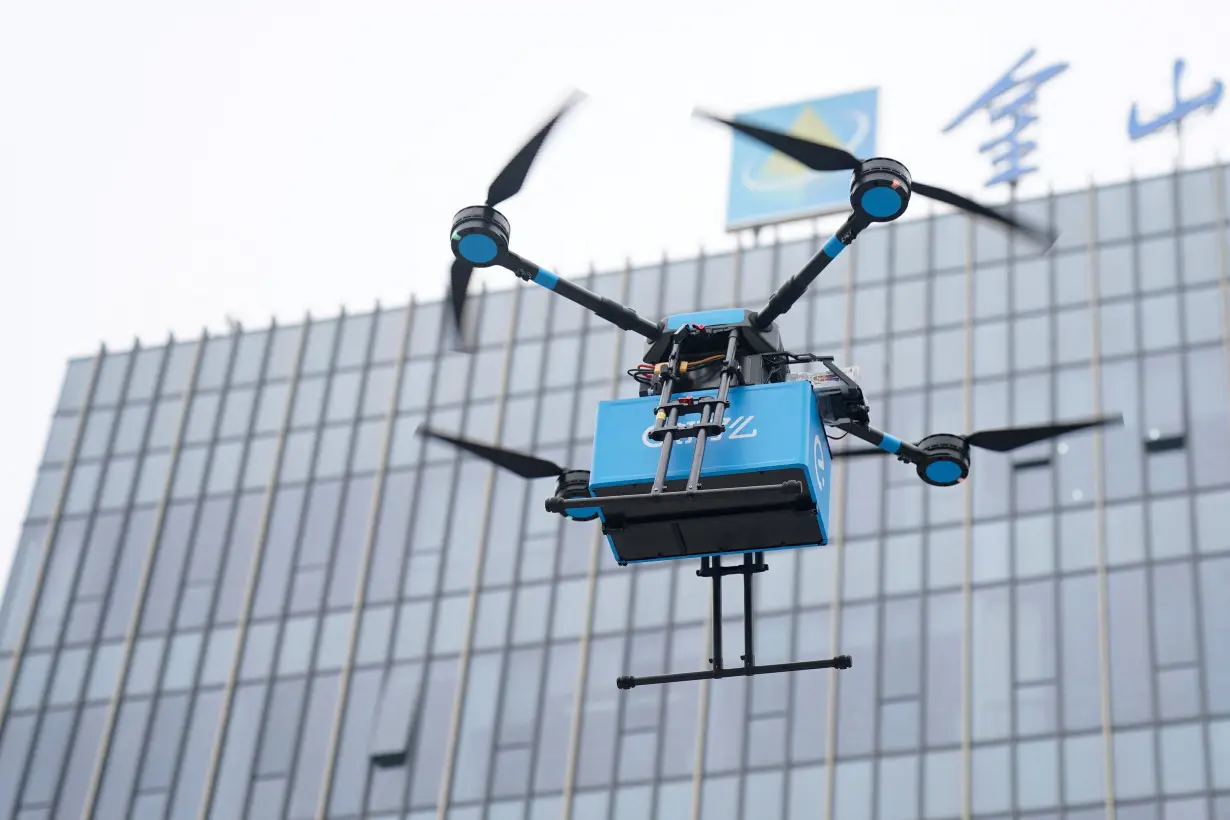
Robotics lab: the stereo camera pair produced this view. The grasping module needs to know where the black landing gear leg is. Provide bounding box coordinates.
[616,553,853,690]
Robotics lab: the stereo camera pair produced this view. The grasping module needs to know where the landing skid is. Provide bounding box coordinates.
[616,552,852,690]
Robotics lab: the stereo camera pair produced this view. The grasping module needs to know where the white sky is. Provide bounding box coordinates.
[1,0,1228,595]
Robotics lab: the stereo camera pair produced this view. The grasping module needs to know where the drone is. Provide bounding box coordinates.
[426,94,1122,691]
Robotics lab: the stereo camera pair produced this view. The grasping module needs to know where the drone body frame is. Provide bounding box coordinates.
[426,96,1119,689]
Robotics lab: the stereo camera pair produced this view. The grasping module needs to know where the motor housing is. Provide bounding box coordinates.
[914,433,970,487]
[554,469,599,521]
[451,205,511,267]
[850,158,912,222]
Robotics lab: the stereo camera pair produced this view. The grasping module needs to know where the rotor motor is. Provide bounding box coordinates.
[451,206,511,267]
[850,158,912,223]
[554,469,599,521]
[914,433,970,487]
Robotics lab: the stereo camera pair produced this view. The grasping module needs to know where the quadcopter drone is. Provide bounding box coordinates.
[425,94,1121,690]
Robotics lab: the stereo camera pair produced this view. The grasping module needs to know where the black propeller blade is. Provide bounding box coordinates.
[963,415,1123,453]
[418,426,567,479]
[694,109,1056,248]
[449,258,473,350]
[484,92,583,208]
[448,91,584,347]
[833,415,1124,460]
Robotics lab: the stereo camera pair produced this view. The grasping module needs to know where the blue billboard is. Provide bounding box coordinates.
[725,88,879,231]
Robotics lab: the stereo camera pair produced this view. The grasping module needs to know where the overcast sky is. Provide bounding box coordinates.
[1,0,1228,594]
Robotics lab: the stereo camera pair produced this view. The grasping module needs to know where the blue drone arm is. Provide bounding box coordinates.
[751,211,872,331]
[504,251,664,341]
[833,422,927,465]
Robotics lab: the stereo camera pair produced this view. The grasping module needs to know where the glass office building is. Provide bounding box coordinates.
[2,163,1230,820]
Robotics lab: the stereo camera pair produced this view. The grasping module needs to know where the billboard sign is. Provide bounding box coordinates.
[724,88,878,232]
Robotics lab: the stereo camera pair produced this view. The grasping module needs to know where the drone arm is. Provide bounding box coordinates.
[751,212,871,331]
[506,252,663,341]
[834,422,927,465]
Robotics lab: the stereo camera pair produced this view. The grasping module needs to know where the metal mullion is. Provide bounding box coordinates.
[519,269,596,814]
[0,346,104,736]
[959,213,975,820]
[1172,165,1219,804]
[123,331,245,814]
[879,693,921,707]
[1155,658,1201,674]
[559,262,631,820]
[882,215,920,816]
[1218,161,1230,514]
[760,234,821,796]
[80,331,210,820]
[313,301,411,820]
[913,209,944,817]
[864,213,906,820]
[1050,189,1072,813]
[728,245,766,820]
[434,284,522,820]
[636,254,675,820]
[1088,178,1116,820]
[1121,173,1169,818]
[1005,194,1021,818]
[157,322,287,819]
[680,245,722,820]
[777,229,815,799]
[767,228,815,814]
[8,344,137,815]
[401,289,487,815]
[1006,191,1046,815]
[595,258,662,819]
[820,222,858,820]
[243,311,352,820]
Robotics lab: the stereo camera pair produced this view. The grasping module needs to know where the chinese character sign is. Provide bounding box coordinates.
[942,48,1069,189]
[1128,58,1224,141]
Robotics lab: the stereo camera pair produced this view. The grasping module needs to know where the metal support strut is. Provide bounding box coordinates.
[647,326,740,495]
[615,553,852,689]
[686,330,739,493]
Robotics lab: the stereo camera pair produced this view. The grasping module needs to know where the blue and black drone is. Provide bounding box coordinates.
[422,95,1121,690]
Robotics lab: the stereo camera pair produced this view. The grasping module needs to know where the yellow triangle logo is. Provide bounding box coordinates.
[759,105,841,178]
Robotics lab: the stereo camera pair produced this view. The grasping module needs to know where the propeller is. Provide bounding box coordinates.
[418,426,569,479]
[833,415,1123,460]
[693,109,1057,248]
[449,91,585,346]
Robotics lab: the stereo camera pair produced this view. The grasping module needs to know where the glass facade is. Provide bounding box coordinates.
[2,164,1230,820]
